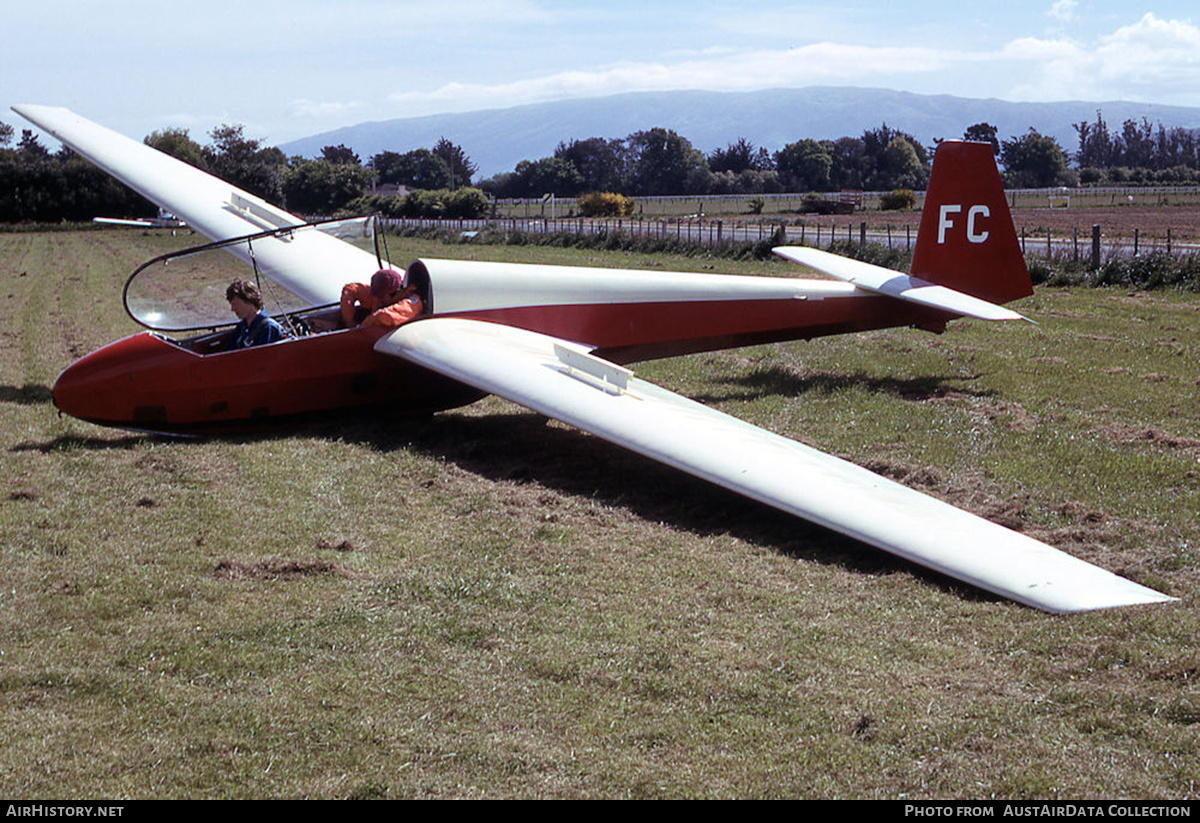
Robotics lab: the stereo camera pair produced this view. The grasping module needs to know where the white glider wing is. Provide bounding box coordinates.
[773,246,1029,322]
[377,317,1172,613]
[12,105,377,305]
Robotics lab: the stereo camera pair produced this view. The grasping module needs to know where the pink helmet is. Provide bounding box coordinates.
[369,268,403,296]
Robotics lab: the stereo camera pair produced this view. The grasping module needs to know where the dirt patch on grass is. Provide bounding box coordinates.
[928,390,1039,433]
[213,557,351,580]
[724,360,983,404]
[133,453,178,474]
[861,459,1131,550]
[1094,423,1200,451]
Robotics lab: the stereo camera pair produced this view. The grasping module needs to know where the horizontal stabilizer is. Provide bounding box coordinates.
[376,317,1172,613]
[773,246,1029,322]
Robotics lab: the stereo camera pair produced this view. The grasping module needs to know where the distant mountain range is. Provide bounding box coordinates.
[279,87,1200,180]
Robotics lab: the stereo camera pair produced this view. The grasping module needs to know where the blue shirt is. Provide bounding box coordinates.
[229,310,285,350]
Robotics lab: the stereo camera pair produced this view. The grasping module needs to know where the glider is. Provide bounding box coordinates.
[94,208,186,230]
[13,104,1174,613]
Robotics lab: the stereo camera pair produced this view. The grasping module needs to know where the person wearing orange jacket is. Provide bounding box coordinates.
[340,268,423,329]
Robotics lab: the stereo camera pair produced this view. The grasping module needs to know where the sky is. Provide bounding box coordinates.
[5,0,1200,148]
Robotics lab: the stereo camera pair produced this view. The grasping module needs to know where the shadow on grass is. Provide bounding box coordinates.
[10,399,1000,604]
[321,408,1002,605]
[698,365,996,405]
[0,383,53,406]
[11,433,151,453]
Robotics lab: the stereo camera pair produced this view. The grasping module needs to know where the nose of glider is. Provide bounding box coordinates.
[53,345,126,425]
[52,333,165,427]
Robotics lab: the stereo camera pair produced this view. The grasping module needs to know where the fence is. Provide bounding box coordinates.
[383,215,1197,265]
[491,185,1200,219]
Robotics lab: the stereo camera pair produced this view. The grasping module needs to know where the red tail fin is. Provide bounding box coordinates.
[910,141,1031,305]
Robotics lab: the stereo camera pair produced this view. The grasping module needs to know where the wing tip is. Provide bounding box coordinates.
[1027,584,1177,615]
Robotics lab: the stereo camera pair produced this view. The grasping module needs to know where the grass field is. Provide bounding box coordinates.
[2,229,1199,799]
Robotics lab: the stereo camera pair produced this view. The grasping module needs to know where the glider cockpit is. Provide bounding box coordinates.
[53,216,467,431]
[122,216,399,352]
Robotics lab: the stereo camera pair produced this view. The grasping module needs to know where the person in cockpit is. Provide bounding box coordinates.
[340,268,423,329]
[225,279,285,350]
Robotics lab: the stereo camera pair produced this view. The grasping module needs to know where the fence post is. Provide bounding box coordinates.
[1091,225,1101,269]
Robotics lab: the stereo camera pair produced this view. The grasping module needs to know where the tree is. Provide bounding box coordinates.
[0,135,152,222]
[488,156,585,198]
[17,130,50,161]
[432,137,477,189]
[372,149,451,190]
[1074,111,1114,169]
[204,124,285,204]
[555,137,629,193]
[283,158,372,215]
[963,123,1000,155]
[774,139,833,191]
[320,144,361,166]
[859,125,929,190]
[828,136,867,190]
[145,128,207,169]
[626,127,707,196]
[1001,129,1069,187]
[1119,118,1155,169]
[708,138,773,174]
[877,136,926,190]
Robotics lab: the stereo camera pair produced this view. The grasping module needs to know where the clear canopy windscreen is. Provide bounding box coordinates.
[123,218,376,332]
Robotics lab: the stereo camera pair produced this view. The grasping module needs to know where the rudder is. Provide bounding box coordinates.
[910,141,1032,305]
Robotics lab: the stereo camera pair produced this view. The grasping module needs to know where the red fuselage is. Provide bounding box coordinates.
[52,325,481,433]
[53,281,943,434]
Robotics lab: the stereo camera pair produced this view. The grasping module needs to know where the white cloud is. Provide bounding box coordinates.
[386,43,962,115]
[377,12,1200,116]
[1004,14,1200,103]
[1048,0,1077,22]
[1102,11,1200,48]
[14,3,1200,143]
[288,99,370,120]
